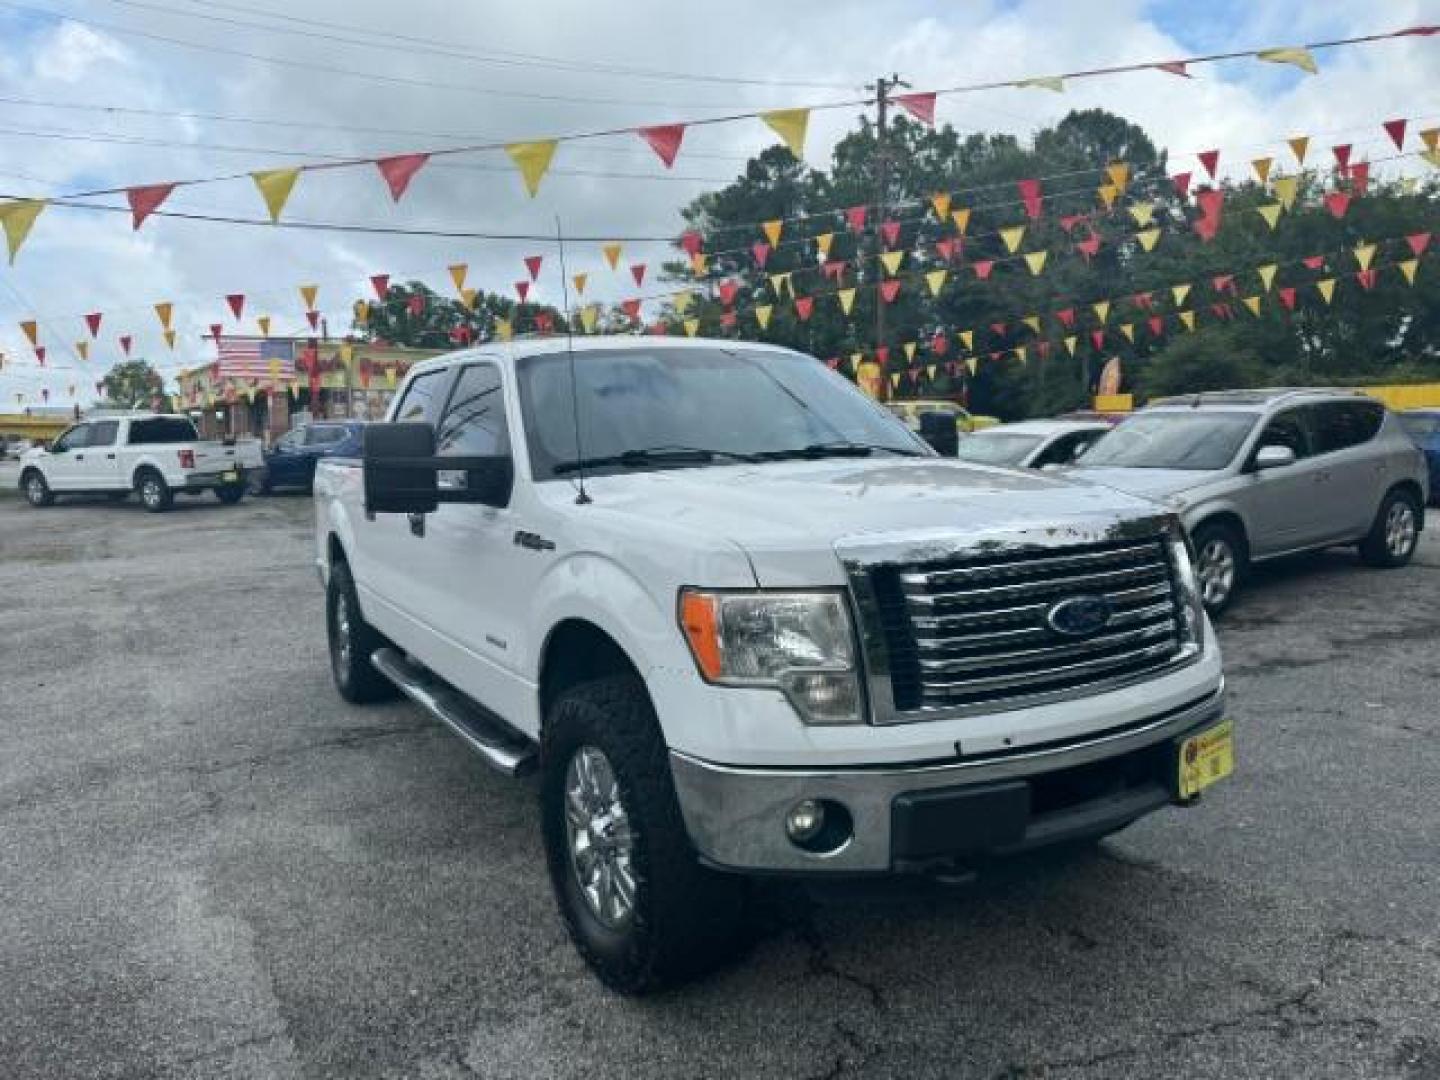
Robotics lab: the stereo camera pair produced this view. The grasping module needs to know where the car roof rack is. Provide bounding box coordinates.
[1146,387,1371,409]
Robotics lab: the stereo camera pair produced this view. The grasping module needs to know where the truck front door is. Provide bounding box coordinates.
[42,424,88,490]
[74,420,121,488]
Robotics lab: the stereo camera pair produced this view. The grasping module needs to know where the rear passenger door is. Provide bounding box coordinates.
[1308,400,1388,539]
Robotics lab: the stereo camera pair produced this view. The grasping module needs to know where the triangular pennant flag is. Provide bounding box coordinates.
[353,300,370,325]
[630,262,647,287]
[164,329,176,349]
[495,318,514,341]
[250,168,299,223]
[1017,179,1043,220]
[375,154,429,201]
[448,265,467,293]
[768,271,793,297]
[1252,157,1273,184]
[1136,227,1161,252]
[1063,335,1077,356]
[1273,175,1299,210]
[894,91,937,125]
[0,199,45,264]
[1353,242,1377,271]
[257,315,271,337]
[1242,295,1262,316]
[880,280,901,303]
[684,317,701,336]
[84,312,102,338]
[880,251,904,276]
[971,260,994,280]
[959,330,974,351]
[370,274,390,300]
[571,272,588,296]
[815,232,834,258]
[1093,300,1111,325]
[951,208,971,234]
[524,255,544,281]
[1022,315,1041,334]
[794,297,814,322]
[1056,308,1076,328]
[1171,171,1193,198]
[1332,145,1355,175]
[1118,322,1135,343]
[1278,287,1297,310]
[751,242,771,269]
[1096,183,1119,209]
[1156,60,1190,76]
[1076,235,1101,259]
[1350,161,1370,194]
[579,304,599,333]
[1303,255,1326,271]
[754,303,773,329]
[1194,215,1220,243]
[620,299,641,321]
[1356,269,1378,291]
[837,287,857,315]
[1406,232,1431,257]
[1423,149,1440,169]
[1015,75,1064,92]
[1106,162,1130,191]
[638,124,686,168]
[1383,118,1408,150]
[673,290,695,315]
[460,287,477,310]
[999,225,1026,253]
[761,219,783,246]
[890,373,902,390]
[1257,264,1278,292]
[602,243,622,270]
[1197,150,1220,178]
[717,280,739,306]
[925,269,947,296]
[880,219,901,247]
[965,356,978,376]
[1421,128,1440,152]
[760,108,809,158]
[514,281,530,302]
[1257,47,1317,74]
[846,205,867,233]
[75,341,88,361]
[1213,273,1234,294]
[154,302,173,329]
[505,140,558,197]
[1398,258,1419,285]
[935,238,958,262]
[1172,283,1192,307]
[1128,202,1155,227]
[126,183,176,230]
[1023,250,1048,276]
[226,293,245,320]
[1256,203,1282,230]
[1179,310,1196,332]
[930,193,951,221]
[1147,315,1164,337]
[1288,136,1310,164]
[299,285,318,311]
[119,334,132,355]
[1087,330,1103,351]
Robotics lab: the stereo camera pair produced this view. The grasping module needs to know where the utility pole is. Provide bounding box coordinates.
[869,73,907,402]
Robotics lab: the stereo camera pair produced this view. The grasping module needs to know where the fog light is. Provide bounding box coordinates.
[785,799,825,842]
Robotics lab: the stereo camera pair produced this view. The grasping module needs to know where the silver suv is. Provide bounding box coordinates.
[1069,389,1429,614]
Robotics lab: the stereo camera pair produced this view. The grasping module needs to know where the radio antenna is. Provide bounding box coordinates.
[555,214,590,505]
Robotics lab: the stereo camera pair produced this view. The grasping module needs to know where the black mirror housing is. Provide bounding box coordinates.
[364,422,439,515]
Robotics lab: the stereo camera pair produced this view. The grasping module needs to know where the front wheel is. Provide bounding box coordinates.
[1191,522,1246,618]
[214,484,245,505]
[541,675,747,994]
[22,471,54,508]
[325,560,397,703]
[136,470,172,513]
[1360,488,1421,568]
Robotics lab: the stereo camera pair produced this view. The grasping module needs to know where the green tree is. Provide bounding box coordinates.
[355,281,563,348]
[101,359,165,408]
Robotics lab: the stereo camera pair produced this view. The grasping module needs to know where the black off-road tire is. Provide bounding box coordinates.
[325,559,398,704]
[1190,521,1247,618]
[540,675,747,995]
[21,470,54,508]
[135,469,173,513]
[1359,487,1422,568]
[214,484,245,505]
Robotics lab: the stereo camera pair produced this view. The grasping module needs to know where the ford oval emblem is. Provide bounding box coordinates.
[1046,595,1112,638]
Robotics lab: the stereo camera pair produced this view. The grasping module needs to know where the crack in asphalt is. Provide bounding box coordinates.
[184,720,439,777]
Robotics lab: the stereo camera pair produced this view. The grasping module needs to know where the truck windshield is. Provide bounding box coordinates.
[1078,412,1256,470]
[518,347,925,479]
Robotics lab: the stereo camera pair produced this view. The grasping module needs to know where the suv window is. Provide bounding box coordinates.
[51,425,88,452]
[436,364,508,457]
[393,370,450,426]
[88,421,119,447]
[1256,407,1313,459]
[1309,401,1383,455]
[128,417,199,444]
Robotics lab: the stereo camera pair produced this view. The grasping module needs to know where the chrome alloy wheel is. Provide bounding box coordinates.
[1386,500,1417,559]
[141,478,163,509]
[564,745,636,929]
[1197,538,1236,609]
[332,591,353,672]
[25,476,45,505]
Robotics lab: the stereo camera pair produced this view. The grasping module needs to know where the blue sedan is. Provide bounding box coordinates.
[251,421,366,495]
[1400,409,1440,504]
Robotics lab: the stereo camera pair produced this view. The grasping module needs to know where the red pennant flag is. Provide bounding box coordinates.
[1058,213,1086,233]
[1036,341,1052,359]
[375,154,429,201]
[893,92,936,125]
[1056,308,1076,328]
[1278,287,1297,310]
[1196,189,1224,222]
[630,263,646,286]
[935,238,959,261]
[1349,161,1370,195]
[1332,144,1352,172]
[1383,118,1408,150]
[637,124,686,168]
[514,281,530,302]
[119,335,132,355]
[1303,255,1326,270]
[795,296,814,321]
[524,255,543,281]
[1197,150,1220,178]
[1076,235,1101,259]
[1406,232,1432,257]
[879,280,901,303]
[1193,215,1220,243]
[305,310,320,330]
[972,259,994,280]
[717,280,739,306]
[1147,316,1165,337]
[534,313,554,334]
[1324,191,1351,219]
[1017,178,1043,220]
[407,294,425,317]
[822,259,847,280]
[880,219,901,247]
[370,274,390,300]
[1355,269,1377,290]
[1090,330,1105,351]
[1133,291,1154,310]
[1171,171,1193,199]
[226,294,245,320]
[874,346,890,365]
[209,323,222,342]
[1212,274,1234,294]
[126,183,176,230]
[989,322,1007,338]
[1210,303,1229,320]
[35,346,46,365]
[1155,60,1190,77]
[930,333,949,355]
[621,298,642,320]
[646,321,668,336]
[85,312,102,337]
[679,230,703,257]
[845,205,867,233]
[751,242,771,268]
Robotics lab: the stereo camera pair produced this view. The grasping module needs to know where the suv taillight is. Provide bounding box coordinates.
[178,449,195,469]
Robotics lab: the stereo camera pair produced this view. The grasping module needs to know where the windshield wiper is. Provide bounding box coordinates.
[552,446,757,475]
[753,441,925,462]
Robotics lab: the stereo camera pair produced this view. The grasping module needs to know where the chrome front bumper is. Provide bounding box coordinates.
[669,685,1225,874]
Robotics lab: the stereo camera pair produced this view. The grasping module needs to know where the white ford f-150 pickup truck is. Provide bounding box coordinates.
[314,337,1229,993]
[19,413,262,511]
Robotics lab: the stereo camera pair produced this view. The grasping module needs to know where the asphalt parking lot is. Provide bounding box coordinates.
[1,479,1438,1080]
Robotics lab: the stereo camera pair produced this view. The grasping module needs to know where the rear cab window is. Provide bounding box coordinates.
[128,418,199,445]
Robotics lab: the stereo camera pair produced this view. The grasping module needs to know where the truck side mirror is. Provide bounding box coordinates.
[364,422,439,515]
[917,411,959,457]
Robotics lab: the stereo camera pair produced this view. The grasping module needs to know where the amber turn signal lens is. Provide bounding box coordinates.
[679,590,723,681]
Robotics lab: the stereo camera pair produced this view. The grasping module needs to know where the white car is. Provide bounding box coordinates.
[314,337,1227,993]
[19,413,263,511]
[955,419,1112,469]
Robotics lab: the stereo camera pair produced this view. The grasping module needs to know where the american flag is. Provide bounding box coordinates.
[215,337,296,379]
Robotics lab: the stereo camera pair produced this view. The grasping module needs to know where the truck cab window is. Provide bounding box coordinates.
[52,425,89,452]
[393,370,450,426]
[436,365,509,457]
[87,421,119,448]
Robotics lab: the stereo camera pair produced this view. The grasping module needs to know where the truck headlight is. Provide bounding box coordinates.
[678,590,863,725]
[1167,525,1207,651]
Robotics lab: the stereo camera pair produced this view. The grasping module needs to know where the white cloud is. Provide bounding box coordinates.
[31,21,130,84]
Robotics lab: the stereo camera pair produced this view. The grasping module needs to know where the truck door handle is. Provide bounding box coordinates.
[75,453,84,461]
[105,453,115,460]
[407,513,426,538]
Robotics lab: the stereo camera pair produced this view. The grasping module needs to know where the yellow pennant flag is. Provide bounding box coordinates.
[75,342,88,361]
[999,225,1026,253]
[815,232,834,258]
[0,199,45,263]
[1136,227,1161,252]
[1171,283,1191,307]
[579,303,598,333]
[1252,157,1273,184]
[1024,250,1048,275]
[1022,315,1041,334]
[951,208,971,234]
[684,318,700,338]
[338,343,354,369]
[768,272,792,297]
[448,264,468,293]
[384,369,397,389]
[1179,310,1197,331]
[602,243,622,269]
[673,290,694,315]
[837,287,856,314]
[505,140,558,197]
[761,108,810,158]
[925,269,947,296]
[690,252,709,275]
[1354,242,1377,271]
[880,251,904,276]
[353,299,370,326]
[1014,346,1027,364]
[1272,175,1299,210]
[1015,75,1064,92]
[1399,258,1419,285]
[1256,204,1282,230]
[1288,136,1310,164]
[755,304,773,329]
[154,301,174,329]
[762,219,783,246]
[572,272,588,296]
[1106,162,1130,192]
[1257,264,1278,292]
[926,364,937,381]
[1118,322,1135,343]
[251,168,300,223]
[1242,295,1262,316]
[299,285,318,310]
[903,342,917,362]
[1063,335,1077,356]
[931,193,952,220]
[890,372,902,390]
[1420,127,1439,152]
[1093,300,1111,325]
[495,318,514,341]
[965,356,977,376]
[1316,278,1336,304]
[1096,183,1119,209]
[1257,47,1317,74]
[959,329,974,351]
[164,329,176,349]
[257,315,271,337]
[1128,202,1155,227]
[461,287,478,310]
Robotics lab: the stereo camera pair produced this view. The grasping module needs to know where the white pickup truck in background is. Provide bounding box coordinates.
[19,413,263,511]
[314,337,1230,993]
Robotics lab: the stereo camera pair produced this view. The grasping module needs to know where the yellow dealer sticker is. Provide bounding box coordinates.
[1179,719,1234,799]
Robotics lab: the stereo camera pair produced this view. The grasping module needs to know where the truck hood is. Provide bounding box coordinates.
[571,458,1167,586]
[1065,466,1217,500]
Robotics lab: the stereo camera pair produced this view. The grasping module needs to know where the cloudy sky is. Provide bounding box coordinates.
[0,0,1437,406]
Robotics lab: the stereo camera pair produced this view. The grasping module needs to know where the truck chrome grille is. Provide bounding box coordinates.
[866,536,1186,716]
